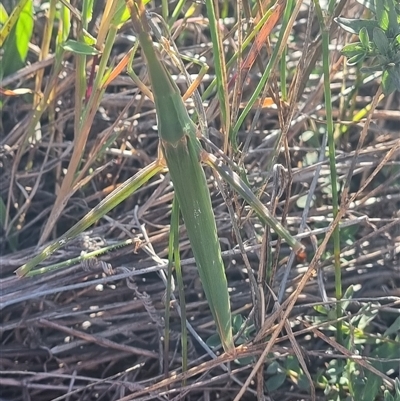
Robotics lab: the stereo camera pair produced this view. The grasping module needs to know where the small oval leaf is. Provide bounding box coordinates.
[266,373,286,392]
[62,39,100,55]
[359,26,370,47]
[347,52,366,65]
[341,42,366,57]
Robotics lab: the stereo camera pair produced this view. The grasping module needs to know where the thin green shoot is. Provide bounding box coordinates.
[313,0,343,344]
[25,239,137,277]
[230,0,303,146]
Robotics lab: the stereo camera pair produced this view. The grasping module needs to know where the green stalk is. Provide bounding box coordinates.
[25,239,136,277]
[204,0,229,148]
[279,0,294,102]
[168,0,186,28]
[161,0,168,22]
[314,0,342,344]
[127,0,234,352]
[280,45,287,101]
[201,7,278,102]
[38,0,128,245]
[230,0,302,145]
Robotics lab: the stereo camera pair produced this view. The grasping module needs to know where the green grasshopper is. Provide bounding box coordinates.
[17,0,303,353]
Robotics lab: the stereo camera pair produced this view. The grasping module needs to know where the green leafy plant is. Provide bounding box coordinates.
[336,0,400,94]
[307,288,400,400]
[384,378,400,401]
[206,314,255,362]
[265,356,311,393]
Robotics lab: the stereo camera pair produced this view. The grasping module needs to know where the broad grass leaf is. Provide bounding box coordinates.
[0,196,7,232]
[57,2,71,45]
[82,0,95,24]
[11,0,33,60]
[0,0,30,46]
[1,0,33,78]
[0,195,18,251]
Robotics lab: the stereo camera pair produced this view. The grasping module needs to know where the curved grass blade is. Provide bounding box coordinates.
[205,153,304,254]
[25,239,136,277]
[16,160,164,277]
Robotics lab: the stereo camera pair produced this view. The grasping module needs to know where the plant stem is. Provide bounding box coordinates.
[314,0,343,344]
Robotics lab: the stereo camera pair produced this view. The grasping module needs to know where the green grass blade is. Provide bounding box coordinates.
[25,239,136,277]
[206,154,304,254]
[0,0,30,47]
[16,161,163,277]
[168,0,186,28]
[204,0,229,148]
[38,0,128,245]
[231,0,302,146]
[314,0,343,343]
